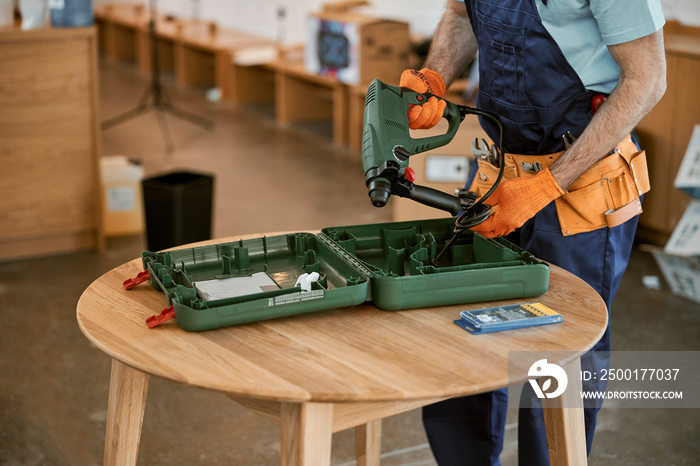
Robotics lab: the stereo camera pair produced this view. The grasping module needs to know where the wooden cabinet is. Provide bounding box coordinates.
[636,21,700,244]
[0,26,103,261]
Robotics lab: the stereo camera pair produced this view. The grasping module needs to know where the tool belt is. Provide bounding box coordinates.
[469,134,650,236]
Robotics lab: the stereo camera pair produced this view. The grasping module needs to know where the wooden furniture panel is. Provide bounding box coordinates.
[0,27,103,261]
[175,42,217,87]
[218,54,276,105]
[94,13,108,53]
[275,69,333,121]
[636,21,700,244]
[98,2,146,61]
[95,3,275,93]
[175,26,275,90]
[271,58,349,145]
[138,33,176,73]
[106,22,139,60]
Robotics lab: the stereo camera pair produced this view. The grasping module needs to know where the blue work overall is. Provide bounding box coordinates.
[421,1,640,465]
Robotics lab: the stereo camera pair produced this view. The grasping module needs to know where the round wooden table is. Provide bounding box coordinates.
[77,235,607,466]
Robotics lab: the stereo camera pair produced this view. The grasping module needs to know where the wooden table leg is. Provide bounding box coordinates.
[104,359,150,466]
[355,419,382,466]
[174,41,187,88]
[332,84,348,146]
[280,402,333,466]
[541,357,587,466]
[348,89,365,152]
[137,29,151,72]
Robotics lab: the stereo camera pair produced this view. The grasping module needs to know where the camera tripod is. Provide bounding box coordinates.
[102,0,213,152]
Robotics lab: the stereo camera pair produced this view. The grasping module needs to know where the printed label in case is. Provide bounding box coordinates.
[269,290,325,307]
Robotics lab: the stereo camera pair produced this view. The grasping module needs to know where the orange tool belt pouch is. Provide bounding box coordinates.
[468,134,651,236]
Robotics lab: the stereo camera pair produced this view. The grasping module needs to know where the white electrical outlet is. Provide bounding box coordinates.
[425,155,470,183]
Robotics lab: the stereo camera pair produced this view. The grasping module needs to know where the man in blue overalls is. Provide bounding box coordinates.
[400,0,666,464]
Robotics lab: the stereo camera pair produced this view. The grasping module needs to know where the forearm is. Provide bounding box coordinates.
[551,30,667,191]
[423,1,478,87]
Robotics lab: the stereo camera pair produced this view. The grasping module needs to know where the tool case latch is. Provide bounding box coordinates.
[123,270,150,290]
[146,305,175,328]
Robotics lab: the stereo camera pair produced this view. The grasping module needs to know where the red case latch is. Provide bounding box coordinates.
[146,305,175,328]
[123,270,150,290]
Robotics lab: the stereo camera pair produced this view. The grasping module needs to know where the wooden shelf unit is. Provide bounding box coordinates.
[94,3,276,92]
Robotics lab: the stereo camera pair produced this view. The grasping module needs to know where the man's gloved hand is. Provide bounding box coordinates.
[400,69,447,130]
[470,169,565,238]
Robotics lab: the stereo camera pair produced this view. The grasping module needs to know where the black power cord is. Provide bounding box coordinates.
[431,108,508,266]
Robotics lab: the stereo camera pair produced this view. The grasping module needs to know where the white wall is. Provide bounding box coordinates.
[96,0,700,45]
[661,0,700,25]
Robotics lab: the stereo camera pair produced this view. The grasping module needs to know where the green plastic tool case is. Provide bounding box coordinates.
[139,217,550,331]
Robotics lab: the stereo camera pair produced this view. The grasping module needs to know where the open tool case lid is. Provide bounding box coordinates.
[135,217,550,331]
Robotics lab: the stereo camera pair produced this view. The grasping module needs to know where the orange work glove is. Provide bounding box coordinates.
[400,68,447,130]
[471,169,565,238]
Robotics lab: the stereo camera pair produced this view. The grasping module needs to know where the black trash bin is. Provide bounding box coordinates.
[141,171,214,251]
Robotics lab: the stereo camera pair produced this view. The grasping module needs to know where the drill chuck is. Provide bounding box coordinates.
[367,177,392,207]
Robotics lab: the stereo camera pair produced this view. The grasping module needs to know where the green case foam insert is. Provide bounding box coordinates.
[321,218,550,311]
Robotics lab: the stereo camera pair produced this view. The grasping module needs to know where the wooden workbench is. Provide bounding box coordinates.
[96,2,147,62]
[269,56,350,146]
[95,3,276,92]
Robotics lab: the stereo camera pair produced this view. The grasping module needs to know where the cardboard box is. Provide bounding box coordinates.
[305,5,410,85]
[645,125,700,304]
[100,156,145,236]
[674,124,700,199]
[648,199,700,303]
[647,247,700,304]
[664,199,700,256]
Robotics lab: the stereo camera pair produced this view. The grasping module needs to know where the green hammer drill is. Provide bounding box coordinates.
[361,79,507,263]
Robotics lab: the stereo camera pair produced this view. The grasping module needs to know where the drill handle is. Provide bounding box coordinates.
[392,179,462,216]
[401,98,465,156]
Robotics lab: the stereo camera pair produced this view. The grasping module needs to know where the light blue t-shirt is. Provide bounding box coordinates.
[456,0,666,93]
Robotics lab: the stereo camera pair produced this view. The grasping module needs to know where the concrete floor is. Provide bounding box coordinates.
[1,58,699,466]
